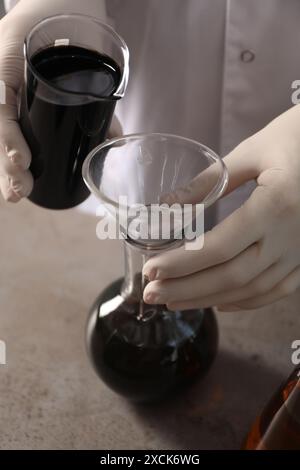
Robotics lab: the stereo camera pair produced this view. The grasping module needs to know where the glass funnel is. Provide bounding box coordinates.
[82,133,228,402]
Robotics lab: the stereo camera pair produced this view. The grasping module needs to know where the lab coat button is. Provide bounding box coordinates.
[240,50,255,62]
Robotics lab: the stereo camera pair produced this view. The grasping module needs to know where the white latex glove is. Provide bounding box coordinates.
[0,0,110,202]
[143,104,300,311]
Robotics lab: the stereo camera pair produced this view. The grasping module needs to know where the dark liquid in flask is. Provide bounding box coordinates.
[86,279,218,403]
[20,45,121,209]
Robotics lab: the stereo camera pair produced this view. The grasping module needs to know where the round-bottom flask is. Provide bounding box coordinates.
[86,278,218,403]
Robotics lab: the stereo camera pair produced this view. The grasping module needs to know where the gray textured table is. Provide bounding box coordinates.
[0,199,299,449]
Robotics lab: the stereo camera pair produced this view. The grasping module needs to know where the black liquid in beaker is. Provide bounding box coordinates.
[20,45,121,209]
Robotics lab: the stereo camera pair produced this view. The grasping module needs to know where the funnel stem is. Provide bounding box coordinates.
[137,254,153,321]
[121,242,156,322]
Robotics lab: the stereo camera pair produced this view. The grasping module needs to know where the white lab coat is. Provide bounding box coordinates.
[5,0,300,219]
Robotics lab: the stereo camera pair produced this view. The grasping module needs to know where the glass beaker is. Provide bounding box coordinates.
[82,133,228,402]
[19,14,129,210]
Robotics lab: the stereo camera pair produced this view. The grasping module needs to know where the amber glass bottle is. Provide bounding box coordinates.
[244,366,300,450]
